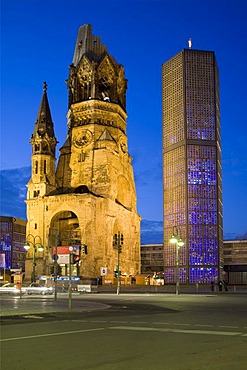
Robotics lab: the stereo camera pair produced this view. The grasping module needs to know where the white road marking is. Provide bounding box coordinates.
[22,315,44,319]
[131,321,148,324]
[109,326,243,337]
[2,318,246,344]
[218,325,239,329]
[0,327,105,342]
[195,324,214,327]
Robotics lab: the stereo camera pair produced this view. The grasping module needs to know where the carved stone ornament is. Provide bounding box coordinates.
[117,67,125,95]
[97,56,115,85]
[73,130,92,148]
[78,57,93,84]
[119,136,127,153]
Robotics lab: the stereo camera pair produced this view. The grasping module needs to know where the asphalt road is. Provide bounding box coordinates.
[1,293,247,370]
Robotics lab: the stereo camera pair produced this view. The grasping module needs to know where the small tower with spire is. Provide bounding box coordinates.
[27,82,57,200]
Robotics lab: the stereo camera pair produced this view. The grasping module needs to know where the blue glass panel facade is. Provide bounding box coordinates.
[189,267,218,283]
[187,144,219,280]
[0,222,12,269]
[163,49,222,284]
[164,268,176,283]
[0,217,26,271]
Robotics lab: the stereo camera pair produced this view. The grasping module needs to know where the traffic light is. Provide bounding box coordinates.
[70,253,80,264]
[81,244,88,255]
[113,233,118,247]
[118,244,122,254]
[120,234,124,244]
[50,265,62,275]
[73,254,80,263]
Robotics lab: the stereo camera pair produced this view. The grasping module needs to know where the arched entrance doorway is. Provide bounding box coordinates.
[48,211,81,278]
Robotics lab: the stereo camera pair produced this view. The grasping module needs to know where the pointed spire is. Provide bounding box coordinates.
[33,82,55,138]
[43,81,48,92]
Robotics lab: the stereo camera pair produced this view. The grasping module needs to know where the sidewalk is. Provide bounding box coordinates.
[0,294,109,317]
[1,285,246,317]
[82,284,247,294]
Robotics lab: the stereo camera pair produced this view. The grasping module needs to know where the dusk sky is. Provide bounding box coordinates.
[1,0,247,237]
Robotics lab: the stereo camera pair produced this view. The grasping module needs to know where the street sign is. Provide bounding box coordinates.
[101,267,107,276]
[52,254,59,261]
[57,254,69,264]
[51,246,80,255]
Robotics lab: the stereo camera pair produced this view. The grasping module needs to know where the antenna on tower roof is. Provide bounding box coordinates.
[188,38,192,49]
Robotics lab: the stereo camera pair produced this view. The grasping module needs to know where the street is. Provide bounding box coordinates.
[1,293,247,370]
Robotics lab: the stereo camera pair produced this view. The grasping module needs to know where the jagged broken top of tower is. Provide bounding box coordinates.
[68,24,127,111]
[72,24,118,68]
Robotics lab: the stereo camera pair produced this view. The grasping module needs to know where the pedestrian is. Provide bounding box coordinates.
[223,280,228,292]
[218,280,223,292]
[210,281,214,292]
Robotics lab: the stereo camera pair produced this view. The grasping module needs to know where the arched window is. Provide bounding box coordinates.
[35,144,40,152]
[42,142,48,152]
[35,161,38,174]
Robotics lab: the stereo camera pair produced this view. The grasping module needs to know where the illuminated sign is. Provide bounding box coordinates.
[51,246,80,255]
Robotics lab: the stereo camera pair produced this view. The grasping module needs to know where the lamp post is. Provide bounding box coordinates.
[113,232,123,295]
[48,228,59,301]
[24,234,44,283]
[68,246,73,310]
[169,227,184,295]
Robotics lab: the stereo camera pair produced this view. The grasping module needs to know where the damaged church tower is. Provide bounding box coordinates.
[25,24,140,281]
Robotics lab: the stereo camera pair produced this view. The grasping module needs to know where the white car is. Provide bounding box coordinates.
[22,283,53,295]
[0,283,20,294]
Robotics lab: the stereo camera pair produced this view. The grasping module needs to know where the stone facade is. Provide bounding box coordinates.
[25,24,141,280]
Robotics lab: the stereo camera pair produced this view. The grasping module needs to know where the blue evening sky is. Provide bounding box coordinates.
[1,0,247,236]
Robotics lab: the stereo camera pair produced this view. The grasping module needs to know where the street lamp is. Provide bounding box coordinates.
[113,232,123,295]
[169,227,184,295]
[24,234,44,283]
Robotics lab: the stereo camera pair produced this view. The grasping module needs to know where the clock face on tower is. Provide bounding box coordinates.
[73,130,92,148]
